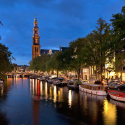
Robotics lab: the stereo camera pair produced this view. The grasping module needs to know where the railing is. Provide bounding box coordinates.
[81,83,105,90]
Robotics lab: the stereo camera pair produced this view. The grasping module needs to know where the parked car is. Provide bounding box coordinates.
[95,80,102,84]
[105,82,122,90]
[58,77,65,82]
[107,80,121,85]
[115,83,125,91]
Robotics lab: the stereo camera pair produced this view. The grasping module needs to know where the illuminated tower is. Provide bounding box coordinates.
[32,16,40,59]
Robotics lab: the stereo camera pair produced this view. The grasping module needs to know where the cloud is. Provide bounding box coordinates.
[0,0,125,65]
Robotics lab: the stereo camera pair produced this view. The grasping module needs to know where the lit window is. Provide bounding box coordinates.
[83,69,88,72]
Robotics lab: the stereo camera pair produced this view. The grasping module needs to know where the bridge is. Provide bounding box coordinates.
[6,72,39,78]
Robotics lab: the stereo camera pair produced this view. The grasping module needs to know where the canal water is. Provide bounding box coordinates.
[0,78,125,125]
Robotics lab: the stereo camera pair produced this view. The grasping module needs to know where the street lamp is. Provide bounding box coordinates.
[106,66,114,79]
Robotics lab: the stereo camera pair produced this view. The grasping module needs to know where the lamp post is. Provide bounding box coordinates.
[106,66,114,84]
[107,67,113,79]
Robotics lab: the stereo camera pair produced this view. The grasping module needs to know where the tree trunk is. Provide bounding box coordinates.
[57,70,58,78]
[78,68,80,81]
[121,66,123,82]
[101,65,103,81]
[96,69,97,80]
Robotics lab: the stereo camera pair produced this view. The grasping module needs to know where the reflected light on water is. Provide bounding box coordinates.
[58,88,63,102]
[45,82,47,100]
[68,90,72,108]
[58,90,60,101]
[53,86,56,103]
[40,81,42,97]
[29,79,32,95]
[103,99,117,125]
[1,87,3,95]
[37,80,40,99]
[33,79,34,95]
[49,87,52,99]
[35,80,37,95]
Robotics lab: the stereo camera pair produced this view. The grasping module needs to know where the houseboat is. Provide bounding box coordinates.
[79,83,107,96]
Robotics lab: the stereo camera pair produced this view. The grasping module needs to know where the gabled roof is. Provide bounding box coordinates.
[40,46,68,55]
[52,50,59,53]
[41,49,49,54]
[40,49,59,55]
[60,47,69,52]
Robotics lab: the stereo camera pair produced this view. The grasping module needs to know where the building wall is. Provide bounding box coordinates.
[82,68,89,80]
[32,45,40,59]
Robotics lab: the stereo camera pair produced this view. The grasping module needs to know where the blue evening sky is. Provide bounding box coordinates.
[0,0,125,65]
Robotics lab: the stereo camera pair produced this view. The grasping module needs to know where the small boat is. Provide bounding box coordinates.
[53,80,60,85]
[108,90,125,102]
[47,79,54,83]
[67,81,80,89]
[39,77,45,81]
[53,79,64,86]
[62,79,69,85]
[79,83,106,95]
[47,77,57,83]
[30,76,37,79]
[56,82,63,86]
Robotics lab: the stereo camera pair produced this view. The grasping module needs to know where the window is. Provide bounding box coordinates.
[35,47,38,52]
[83,69,88,72]
[35,30,37,34]
[35,39,38,44]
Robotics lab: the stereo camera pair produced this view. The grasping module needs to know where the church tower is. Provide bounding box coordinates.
[32,16,40,59]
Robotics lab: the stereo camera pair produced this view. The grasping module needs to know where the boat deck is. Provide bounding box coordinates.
[108,90,125,102]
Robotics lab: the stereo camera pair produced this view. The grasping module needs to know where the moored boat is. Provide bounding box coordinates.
[108,90,125,102]
[67,81,80,89]
[79,83,106,95]
[53,80,60,85]
[39,77,45,81]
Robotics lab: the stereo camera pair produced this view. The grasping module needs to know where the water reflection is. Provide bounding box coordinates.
[40,81,42,99]
[103,99,117,125]
[45,82,48,100]
[53,85,57,103]
[108,98,125,109]
[68,90,72,108]
[1,78,125,125]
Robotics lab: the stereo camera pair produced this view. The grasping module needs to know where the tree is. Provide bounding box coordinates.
[61,38,86,81]
[81,18,113,81]
[0,21,3,40]
[91,18,112,81]
[29,54,51,72]
[0,22,14,73]
[110,6,125,73]
[47,51,63,78]
[0,43,14,73]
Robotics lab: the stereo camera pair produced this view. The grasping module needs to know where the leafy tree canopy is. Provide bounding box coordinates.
[29,54,51,72]
[0,43,14,73]
[0,22,14,73]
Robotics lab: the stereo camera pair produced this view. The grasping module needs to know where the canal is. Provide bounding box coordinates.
[0,78,125,125]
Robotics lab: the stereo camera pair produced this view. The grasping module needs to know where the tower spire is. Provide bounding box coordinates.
[32,17,40,59]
